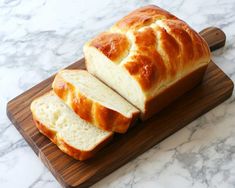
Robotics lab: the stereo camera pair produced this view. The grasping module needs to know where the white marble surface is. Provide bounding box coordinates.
[0,0,235,187]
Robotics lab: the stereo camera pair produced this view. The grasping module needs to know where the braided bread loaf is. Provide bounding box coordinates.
[84,5,211,120]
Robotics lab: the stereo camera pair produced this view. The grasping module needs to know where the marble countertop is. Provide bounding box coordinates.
[1,0,235,187]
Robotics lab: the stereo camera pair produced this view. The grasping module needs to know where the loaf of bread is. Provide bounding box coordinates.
[30,91,113,160]
[52,69,139,133]
[84,5,211,120]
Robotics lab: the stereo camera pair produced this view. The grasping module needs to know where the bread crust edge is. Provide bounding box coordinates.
[32,116,113,161]
[141,63,209,120]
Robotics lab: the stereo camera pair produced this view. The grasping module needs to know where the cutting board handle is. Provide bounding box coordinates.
[199,27,226,52]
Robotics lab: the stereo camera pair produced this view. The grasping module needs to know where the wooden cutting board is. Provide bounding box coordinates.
[7,27,234,188]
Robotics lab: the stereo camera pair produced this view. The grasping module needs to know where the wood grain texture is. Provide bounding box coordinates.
[200,27,226,51]
[6,27,233,188]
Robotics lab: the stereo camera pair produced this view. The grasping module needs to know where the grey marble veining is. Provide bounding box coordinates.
[0,0,235,187]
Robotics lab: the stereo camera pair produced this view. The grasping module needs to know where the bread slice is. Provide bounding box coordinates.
[30,91,113,160]
[52,69,139,133]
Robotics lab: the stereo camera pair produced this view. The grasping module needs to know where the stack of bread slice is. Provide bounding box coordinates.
[30,5,210,160]
[31,70,139,160]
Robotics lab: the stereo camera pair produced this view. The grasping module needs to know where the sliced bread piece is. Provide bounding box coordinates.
[30,91,113,161]
[52,69,139,133]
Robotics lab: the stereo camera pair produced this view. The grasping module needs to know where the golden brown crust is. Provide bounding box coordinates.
[142,64,208,120]
[114,5,176,31]
[87,5,211,92]
[124,27,167,90]
[33,117,113,161]
[52,71,139,133]
[33,119,57,144]
[90,32,130,62]
[72,93,93,123]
